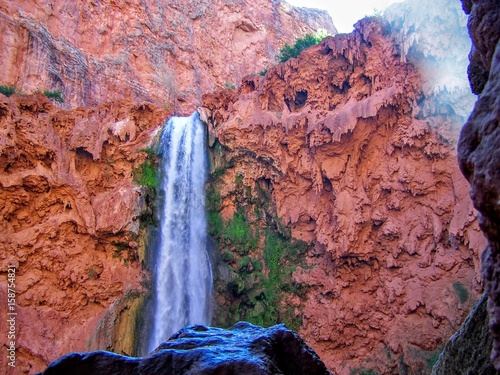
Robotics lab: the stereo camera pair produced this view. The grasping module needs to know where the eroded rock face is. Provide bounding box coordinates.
[458,0,500,369]
[202,18,486,374]
[40,322,331,375]
[0,93,166,373]
[0,0,335,113]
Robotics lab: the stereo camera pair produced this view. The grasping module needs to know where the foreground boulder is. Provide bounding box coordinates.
[40,322,331,375]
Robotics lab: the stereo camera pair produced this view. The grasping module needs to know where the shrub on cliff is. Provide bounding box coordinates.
[0,85,16,97]
[276,31,327,63]
[43,89,64,103]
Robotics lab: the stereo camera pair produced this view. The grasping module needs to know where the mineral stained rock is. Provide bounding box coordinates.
[202,16,486,375]
[40,322,331,375]
[458,0,500,370]
[0,93,166,373]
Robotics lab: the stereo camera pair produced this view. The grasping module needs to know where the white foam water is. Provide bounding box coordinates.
[148,112,212,352]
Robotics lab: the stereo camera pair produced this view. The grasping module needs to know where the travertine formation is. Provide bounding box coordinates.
[0,0,493,374]
[0,93,165,373]
[0,1,335,372]
[202,17,486,374]
[0,0,335,113]
[457,0,500,370]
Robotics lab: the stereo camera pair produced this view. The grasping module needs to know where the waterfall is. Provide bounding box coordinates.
[148,112,212,352]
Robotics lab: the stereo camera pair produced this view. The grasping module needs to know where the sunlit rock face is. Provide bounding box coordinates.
[0,93,166,373]
[457,0,500,370]
[202,17,486,375]
[41,322,331,375]
[0,0,335,113]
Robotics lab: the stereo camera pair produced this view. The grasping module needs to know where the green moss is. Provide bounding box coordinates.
[252,259,263,272]
[207,154,311,332]
[222,210,259,256]
[207,184,223,236]
[453,282,469,303]
[427,348,442,369]
[221,250,235,263]
[134,157,158,189]
[133,149,159,229]
[238,256,252,272]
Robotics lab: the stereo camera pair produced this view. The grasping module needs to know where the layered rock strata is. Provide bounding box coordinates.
[40,322,330,375]
[0,93,166,373]
[0,0,335,113]
[202,17,486,375]
[457,0,500,369]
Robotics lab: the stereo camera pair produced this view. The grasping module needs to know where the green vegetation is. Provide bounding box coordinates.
[0,86,65,102]
[427,349,442,369]
[453,282,469,303]
[112,241,129,258]
[223,210,259,255]
[259,69,267,76]
[133,148,159,228]
[276,30,328,63]
[88,265,98,279]
[207,152,312,331]
[133,149,159,189]
[224,82,236,90]
[43,89,64,103]
[0,85,16,97]
[350,369,378,375]
[207,184,223,236]
[136,161,158,189]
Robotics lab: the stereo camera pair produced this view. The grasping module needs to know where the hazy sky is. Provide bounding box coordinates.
[286,0,404,33]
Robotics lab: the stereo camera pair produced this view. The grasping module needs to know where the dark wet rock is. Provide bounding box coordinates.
[432,294,499,374]
[460,0,500,94]
[458,0,500,370]
[41,322,331,375]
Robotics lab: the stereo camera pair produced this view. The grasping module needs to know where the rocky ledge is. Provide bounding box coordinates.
[40,322,330,375]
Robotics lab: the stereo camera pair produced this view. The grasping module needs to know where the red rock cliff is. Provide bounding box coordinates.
[0,0,335,113]
[0,1,335,373]
[202,18,487,375]
[0,92,168,373]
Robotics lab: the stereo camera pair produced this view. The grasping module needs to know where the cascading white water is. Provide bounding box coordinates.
[148,112,212,352]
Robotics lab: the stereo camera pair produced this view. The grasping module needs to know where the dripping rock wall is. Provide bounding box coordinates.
[0,93,166,373]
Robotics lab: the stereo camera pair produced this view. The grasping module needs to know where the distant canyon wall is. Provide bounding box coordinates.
[0,0,335,113]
